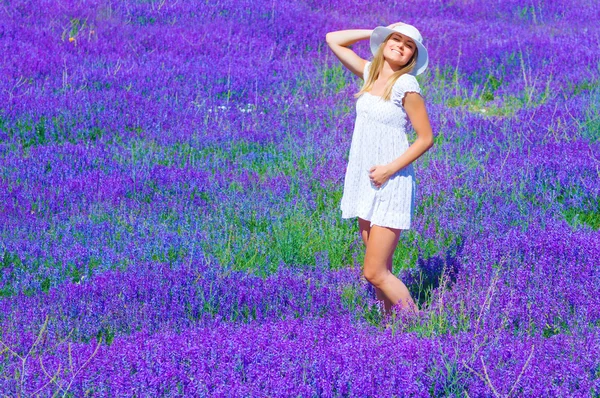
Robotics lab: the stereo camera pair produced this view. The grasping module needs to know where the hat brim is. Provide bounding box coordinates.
[370,26,429,76]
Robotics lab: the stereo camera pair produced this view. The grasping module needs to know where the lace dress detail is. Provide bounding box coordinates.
[339,61,421,229]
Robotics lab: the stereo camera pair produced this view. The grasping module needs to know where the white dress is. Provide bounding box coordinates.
[340,61,421,230]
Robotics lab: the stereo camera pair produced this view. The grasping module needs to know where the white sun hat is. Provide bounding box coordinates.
[369,23,429,76]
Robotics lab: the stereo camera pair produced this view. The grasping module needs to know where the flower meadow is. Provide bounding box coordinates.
[1,0,600,395]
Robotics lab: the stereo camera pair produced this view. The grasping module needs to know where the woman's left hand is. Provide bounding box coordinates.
[368,164,393,188]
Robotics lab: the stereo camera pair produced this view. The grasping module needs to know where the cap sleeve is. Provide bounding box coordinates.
[392,74,422,107]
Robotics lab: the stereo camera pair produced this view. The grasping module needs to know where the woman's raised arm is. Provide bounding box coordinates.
[325,23,408,80]
[325,29,371,79]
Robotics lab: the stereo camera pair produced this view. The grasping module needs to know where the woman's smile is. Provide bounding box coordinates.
[385,33,416,65]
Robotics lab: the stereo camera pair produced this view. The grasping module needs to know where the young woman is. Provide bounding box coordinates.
[326,23,434,316]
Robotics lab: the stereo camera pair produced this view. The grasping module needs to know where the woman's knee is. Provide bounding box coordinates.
[363,259,389,286]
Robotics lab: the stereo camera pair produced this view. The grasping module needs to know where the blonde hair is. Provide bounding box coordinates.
[355,33,418,101]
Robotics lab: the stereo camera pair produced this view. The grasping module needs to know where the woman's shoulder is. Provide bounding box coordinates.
[391,73,422,106]
[396,73,419,85]
[393,73,421,93]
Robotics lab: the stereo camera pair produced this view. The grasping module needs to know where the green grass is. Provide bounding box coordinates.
[321,63,350,94]
[426,59,553,118]
[201,182,361,276]
[563,198,600,230]
[580,88,600,143]
[118,138,317,180]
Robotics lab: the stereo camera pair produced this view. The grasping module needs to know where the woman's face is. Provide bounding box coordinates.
[383,33,416,67]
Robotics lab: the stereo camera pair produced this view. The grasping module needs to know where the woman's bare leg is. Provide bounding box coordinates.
[358,218,393,312]
[363,224,419,314]
[381,254,394,313]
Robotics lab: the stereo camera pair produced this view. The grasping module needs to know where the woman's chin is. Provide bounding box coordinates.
[385,59,409,68]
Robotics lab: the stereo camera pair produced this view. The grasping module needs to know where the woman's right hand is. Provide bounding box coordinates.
[386,22,405,29]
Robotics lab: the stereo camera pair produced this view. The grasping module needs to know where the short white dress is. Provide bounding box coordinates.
[340,61,421,230]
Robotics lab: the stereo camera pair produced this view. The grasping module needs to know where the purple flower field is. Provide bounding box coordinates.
[1,0,599,396]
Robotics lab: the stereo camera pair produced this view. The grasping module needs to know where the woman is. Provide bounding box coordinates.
[326,23,434,316]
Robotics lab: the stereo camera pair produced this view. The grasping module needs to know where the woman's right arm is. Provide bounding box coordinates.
[325,30,372,79]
